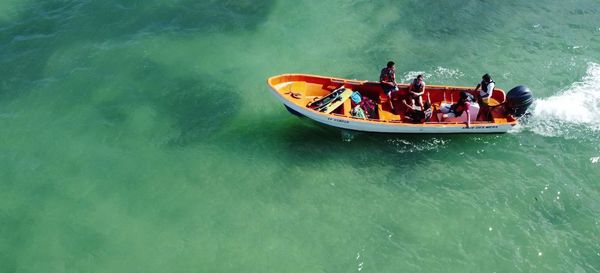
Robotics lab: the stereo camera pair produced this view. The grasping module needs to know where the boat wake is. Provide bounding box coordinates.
[519,62,600,140]
[387,137,450,153]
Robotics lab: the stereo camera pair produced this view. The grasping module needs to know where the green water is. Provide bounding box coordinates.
[1,1,600,272]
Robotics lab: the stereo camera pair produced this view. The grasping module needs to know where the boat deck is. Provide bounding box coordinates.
[274,80,508,125]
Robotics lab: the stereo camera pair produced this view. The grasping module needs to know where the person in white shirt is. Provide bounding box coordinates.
[474,73,495,120]
[475,73,494,103]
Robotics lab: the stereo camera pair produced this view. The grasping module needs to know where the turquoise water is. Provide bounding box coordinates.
[1,1,600,272]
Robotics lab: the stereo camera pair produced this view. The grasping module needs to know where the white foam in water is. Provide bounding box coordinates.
[526,62,600,138]
[401,71,426,82]
[401,67,464,83]
[433,66,464,80]
[388,137,450,153]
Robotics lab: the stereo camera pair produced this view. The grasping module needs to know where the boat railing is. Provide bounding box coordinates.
[331,79,367,85]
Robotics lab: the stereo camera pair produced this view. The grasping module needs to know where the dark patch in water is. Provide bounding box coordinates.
[0,0,255,145]
[126,59,240,146]
[0,0,276,100]
[159,77,240,146]
[87,56,241,146]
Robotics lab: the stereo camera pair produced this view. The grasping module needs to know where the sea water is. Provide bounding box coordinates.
[1,1,599,272]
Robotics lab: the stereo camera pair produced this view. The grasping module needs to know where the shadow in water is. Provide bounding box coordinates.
[239,115,532,193]
[0,0,278,145]
[0,0,276,100]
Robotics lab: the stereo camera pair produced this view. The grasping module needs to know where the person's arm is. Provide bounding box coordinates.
[465,102,471,128]
[402,98,412,110]
[474,83,481,91]
[414,83,425,96]
[465,110,471,128]
[484,82,495,98]
[381,71,397,87]
[379,72,388,86]
[381,79,395,87]
[409,83,422,96]
[379,75,387,85]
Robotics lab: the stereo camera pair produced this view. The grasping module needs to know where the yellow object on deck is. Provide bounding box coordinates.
[321,88,353,114]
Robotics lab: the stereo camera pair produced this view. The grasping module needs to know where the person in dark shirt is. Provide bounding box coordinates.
[407,74,425,110]
[380,61,398,112]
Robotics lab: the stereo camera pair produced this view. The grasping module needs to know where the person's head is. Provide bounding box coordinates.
[482,73,492,82]
[416,74,423,82]
[387,61,395,68]
[459,91,469,102]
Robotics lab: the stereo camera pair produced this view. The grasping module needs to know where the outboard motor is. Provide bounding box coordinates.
[505,85,534,118]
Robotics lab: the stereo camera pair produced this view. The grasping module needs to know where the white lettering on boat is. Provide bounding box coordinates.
[328,117,350,124]
[463,125,499,129]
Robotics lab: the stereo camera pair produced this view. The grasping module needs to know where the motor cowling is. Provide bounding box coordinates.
[505,85,534,118]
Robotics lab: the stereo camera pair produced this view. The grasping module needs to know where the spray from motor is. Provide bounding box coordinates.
[523,62,600,138]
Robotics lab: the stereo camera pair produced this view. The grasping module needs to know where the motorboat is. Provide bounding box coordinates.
[266,74,533,133]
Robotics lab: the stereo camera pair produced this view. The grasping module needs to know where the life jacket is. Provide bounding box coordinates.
[480,80,495,97]
[380,67,395,83]
[409,79,424,93]
[450,101,470,117]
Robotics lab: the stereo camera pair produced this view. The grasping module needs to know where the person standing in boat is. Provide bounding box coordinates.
[474,73,494,102]
[474,73,494,120]
[380,61,398,112]
[407,74,425,110]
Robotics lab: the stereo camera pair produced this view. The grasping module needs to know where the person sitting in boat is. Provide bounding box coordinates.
[380,61,398,112]
[404,101,433,123]
[407,74,425,109]
[401,94,418,116]
[474,73,494,119]
[440,91,473,128]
